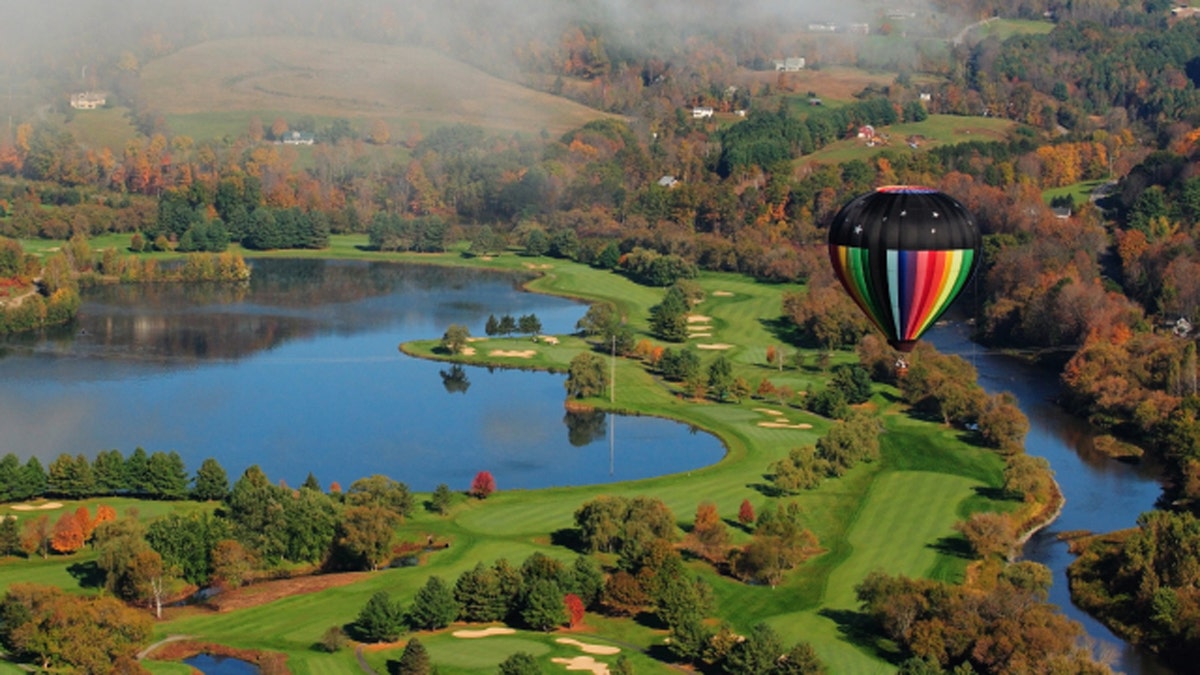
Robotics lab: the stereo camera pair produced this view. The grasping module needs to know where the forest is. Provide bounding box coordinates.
[1,0,1200,671]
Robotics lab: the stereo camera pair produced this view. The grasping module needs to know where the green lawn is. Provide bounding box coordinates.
[3,242,1016,673]
[1043,179,1110,209]
[798,114,1017,169]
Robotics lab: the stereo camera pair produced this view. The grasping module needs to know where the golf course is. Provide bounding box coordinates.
[0,238,1028,674]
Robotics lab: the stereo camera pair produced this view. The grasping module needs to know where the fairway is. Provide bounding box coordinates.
[139,37,615,139]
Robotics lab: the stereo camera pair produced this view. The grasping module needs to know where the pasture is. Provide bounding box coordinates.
[139,36,615,141]
[796,114,1018,170]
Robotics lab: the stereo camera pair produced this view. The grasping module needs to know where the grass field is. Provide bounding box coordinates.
[979,19,1056,41]
[61,106,141,153]
[139,36,615,141]
[1043,179,1110,209]
[797,114,1018,169]
[0,241,1015,674]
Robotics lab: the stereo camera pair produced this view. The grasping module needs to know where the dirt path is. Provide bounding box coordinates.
[137,634,195,660]
[356,645,378,675]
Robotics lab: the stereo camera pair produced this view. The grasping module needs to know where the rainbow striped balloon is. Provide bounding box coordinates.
[827,186,980,352]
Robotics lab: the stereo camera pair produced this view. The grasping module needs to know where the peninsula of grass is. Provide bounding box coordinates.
[2,239,1019,674]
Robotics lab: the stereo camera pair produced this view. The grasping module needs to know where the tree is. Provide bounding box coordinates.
[125,448,151,495]
[319,626,348,654]
[392,637,431,675]
[708,355,735,402]
[192,457,229,501]
[408,575,459,631]
[518,313,543,337]
[522,579,568,631]
[430,483,453,514]
[566,352,608,399]
[346,475,414,517]
[336,505,399,571]
[50,512,85,554]
[485,314,500,336]
[498,651,541,675]
[20,515,52,559]
[977,392,1030,453]
[570,556,604,608]
[724,623,785,675]
[226,465,289,561]
[368,120,391,145]
[441,324,471,355]
[687,502,731,563]
[355,591,406,642]
[955,512,1016,560]
[650,286,689,342]
[470,471,496,499]
[777,642,826,674]
[523,229,548,257]
[92,449,127,494]
[497,314,517,336]
[564,593,583,624]
[576,302,618,338]
[596,242,620,270]
[738,499,756,526]
[455,562,507,622]
[0,518,19,557]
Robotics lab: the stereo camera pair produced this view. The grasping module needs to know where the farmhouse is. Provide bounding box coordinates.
[69,92,106,110]
[692,107,714,119]
[773,57,806,72]
[657,176,679,188]
[279,130,315,145]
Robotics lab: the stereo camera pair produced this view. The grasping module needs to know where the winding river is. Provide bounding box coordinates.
[926,322,1172,675]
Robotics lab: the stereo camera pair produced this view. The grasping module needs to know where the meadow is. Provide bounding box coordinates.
[796,114,1018,170]
[137,36,616,141]
[0,241,1012,673]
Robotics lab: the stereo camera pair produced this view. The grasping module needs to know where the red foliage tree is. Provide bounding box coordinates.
[738,499,756,526]
[73,506,95,542]
[94,504,117,525]
[470,471,496,499]
[51,512,84,554]
[564,593,585,627]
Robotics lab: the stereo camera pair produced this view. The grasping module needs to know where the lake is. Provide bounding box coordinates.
[0,259,724,491]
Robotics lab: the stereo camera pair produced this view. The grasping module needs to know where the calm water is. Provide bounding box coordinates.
[0,259,724,491]
[183,654,259,675]
[926,322,1172,675]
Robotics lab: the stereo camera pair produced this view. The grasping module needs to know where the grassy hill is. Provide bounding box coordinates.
[797,114,1018,169]
[139,36,616,140]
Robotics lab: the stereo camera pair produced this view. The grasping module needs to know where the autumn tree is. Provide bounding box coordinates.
[20,515,52,559]
[335,505,399,571]
[738,499,756,526]
[955,512,1016,560]
[50,512,84,554]
[368,120,391,145]
[469,471,496,499]
[210,539,253,589]
[686,501,731,563]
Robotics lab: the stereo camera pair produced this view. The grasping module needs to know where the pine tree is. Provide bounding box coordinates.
[192,458,230,501]
[521,579,567,631]
[393,637,431,675]
[355,591,406,642]
[407,576,459,630]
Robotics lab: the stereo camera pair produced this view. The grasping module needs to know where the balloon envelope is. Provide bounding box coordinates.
[827,186,980,352]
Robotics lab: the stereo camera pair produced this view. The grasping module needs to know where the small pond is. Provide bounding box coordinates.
[182,653,259,675]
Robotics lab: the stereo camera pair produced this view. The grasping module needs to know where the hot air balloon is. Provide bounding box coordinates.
[828,186,980,353]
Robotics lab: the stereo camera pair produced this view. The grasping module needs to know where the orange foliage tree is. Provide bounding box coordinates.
[51,512,85,554]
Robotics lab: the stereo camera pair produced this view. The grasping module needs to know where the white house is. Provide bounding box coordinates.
[280,131,315,145]
[692,107,714,119]
[773,57,806,72]
[69,92,106,110]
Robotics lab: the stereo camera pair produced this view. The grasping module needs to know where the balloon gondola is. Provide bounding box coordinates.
[828,186,981,353]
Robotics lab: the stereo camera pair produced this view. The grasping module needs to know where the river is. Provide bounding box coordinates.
[925,322,1172,675]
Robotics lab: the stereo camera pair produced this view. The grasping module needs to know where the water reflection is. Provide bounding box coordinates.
[564,409,607,447]
[0,259,725,492]
[925,321,1172,675]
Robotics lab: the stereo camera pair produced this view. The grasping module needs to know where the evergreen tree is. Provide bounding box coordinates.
[497,314,517,336]
[0,454,19,502]
[724,623,785,675]
[518,314,542,337]
[708,355,735,402]
[407,575,459,630]
[92,450,127,495]
[146,451,189,500]
[226,466,289,562]
[0,517,18,555]
[391,637,431,675]
[649,286,689,342]
[125,447,151,496]
[596,242,620,270]
[302,472,322,492]
[521,579,568,631]
[283,487,338,563]
[498,651,541,675]
[455,562,506,622]
[19,457,47,500]
[355,591,407,643]
[429,484,453,515]
[523,229,548,257]
[485,314,500,337]
[192,458,229,501]
[570,556,604,608]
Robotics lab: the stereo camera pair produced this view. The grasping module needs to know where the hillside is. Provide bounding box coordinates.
[139,36,615,138]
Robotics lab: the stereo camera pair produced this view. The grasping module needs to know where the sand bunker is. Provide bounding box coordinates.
[452,627,517,639]
[754,408,784,416]
[757,422,814,429]
[689,333,712,338]
[524,263,554,270]
[687,315,712,323]
[696,343,733,350]
[489,350,536,358]
[461,347,477,356]
[713,290,734,296]
[539,336,559,345]
[10,502,64,511]
[556,638,621,656]
[466,337,487,342]
[552,657,609,675]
